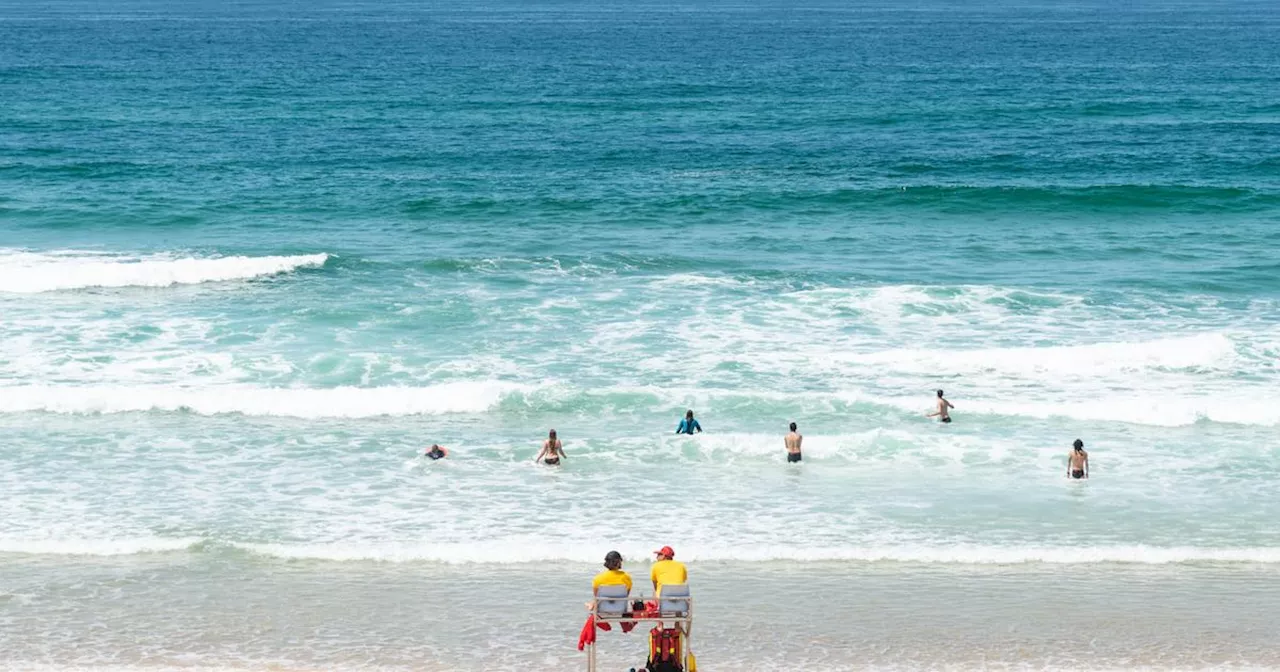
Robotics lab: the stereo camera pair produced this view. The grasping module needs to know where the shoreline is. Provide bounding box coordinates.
[5,557,1280,670]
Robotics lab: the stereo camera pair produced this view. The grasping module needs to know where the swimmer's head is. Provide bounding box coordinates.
[937,389,944,398]
[1073,439,1084,451]
[549,429,557,439]
[686,409,694,419]
[789,422,797,432]
[604,550,623,570]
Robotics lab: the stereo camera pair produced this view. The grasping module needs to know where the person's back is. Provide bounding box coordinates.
[650,545,687,595]
[929,389,954,423]
[535,429,565,465]
[592,550,632,595]
[676,410,702,435]
[785,422,803,463]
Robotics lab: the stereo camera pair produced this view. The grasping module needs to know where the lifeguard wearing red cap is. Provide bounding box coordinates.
[650,545,687,595]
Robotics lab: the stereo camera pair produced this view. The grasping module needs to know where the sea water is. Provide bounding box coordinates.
[3,0,1280,669]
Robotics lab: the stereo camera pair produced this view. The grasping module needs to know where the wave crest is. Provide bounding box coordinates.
[6,537,1278,565]
[223,542,1280,565]
[0,537,200,556]
[5,380,1280,427]
[0,250,329,293]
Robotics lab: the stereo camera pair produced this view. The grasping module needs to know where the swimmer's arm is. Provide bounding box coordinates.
[946,400,955,409]
[1084,454,1089,478]
[693,420,702,433]
[534,446,547,463]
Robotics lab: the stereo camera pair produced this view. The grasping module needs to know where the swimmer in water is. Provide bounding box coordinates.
[424,444,447,460]
[675,409,702,435]
[784,422,803,463]
[534,429,565,466]
[1067,439,1089,479]
[926,389,954,423]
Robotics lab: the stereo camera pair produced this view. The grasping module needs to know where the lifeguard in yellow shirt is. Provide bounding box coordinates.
[592,550,632,595]
[650,545,687,595]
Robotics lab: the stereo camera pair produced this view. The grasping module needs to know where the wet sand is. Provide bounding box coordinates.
[4,555,1279,670]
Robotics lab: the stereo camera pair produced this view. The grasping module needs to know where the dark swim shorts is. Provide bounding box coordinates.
[787,452,802,463]
[941,416,952,423]
[1071,469,1085,479]
[544,458,561,466]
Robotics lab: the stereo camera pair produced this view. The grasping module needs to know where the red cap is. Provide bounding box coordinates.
[654,546,675,558]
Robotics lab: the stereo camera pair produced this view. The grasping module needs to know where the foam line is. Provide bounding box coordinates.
[231,542,1280,565]
[0,381,527,417]
[0,250,329,293]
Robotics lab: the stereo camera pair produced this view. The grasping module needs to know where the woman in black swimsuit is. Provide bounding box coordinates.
[534,429,565,465]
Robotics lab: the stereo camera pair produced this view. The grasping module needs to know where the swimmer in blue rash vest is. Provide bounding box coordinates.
[675,409,703,435]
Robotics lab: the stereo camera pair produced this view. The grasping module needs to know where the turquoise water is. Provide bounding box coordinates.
[3,1,1280,668]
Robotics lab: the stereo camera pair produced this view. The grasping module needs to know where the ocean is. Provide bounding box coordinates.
[3,0,1280,669]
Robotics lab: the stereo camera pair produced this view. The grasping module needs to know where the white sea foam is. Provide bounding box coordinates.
[0,536,199,556]
[660,429,921,459]
[5,534,1279,565]
[4,378,1274,426]
[840,332,1238,376]
[0,381,528,417]
[235,541,1280,565]
[786,284,1085,326]
[559,384,1280,428]
[0,250,329,293]
[898,392,1280,428]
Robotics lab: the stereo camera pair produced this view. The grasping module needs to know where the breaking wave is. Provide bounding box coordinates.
[4,379,1280,427]
[0,250,329,293]
[6,537,1280,566]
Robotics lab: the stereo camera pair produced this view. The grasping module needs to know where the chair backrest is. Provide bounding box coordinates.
[596,584,630,615]
[658,583,690,613]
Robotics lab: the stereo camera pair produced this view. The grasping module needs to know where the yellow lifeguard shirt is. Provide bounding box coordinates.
[592,568,633,593]
[650,559,687,592]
